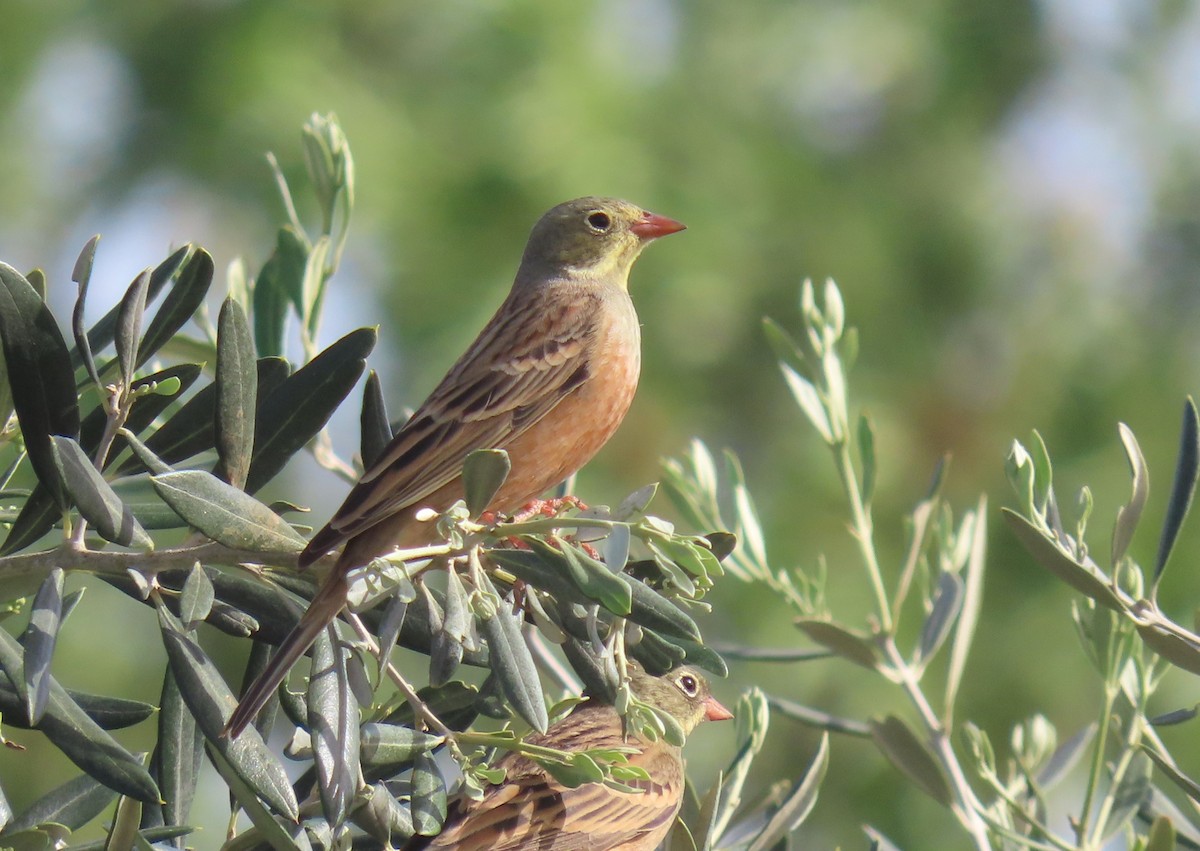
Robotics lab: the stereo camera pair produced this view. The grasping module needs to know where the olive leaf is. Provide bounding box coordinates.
[214,297,257,489]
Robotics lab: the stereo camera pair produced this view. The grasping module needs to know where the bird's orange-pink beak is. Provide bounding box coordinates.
[631,211,686,240]
[704,696,734,722]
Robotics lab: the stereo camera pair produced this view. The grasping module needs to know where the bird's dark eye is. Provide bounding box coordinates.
[587,211,612,232]
[677,673,699,697]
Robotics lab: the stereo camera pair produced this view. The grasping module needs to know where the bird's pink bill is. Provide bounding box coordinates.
[704,696,734,722]
[631,212,687,240]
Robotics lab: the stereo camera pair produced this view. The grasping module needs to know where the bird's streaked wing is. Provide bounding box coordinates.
[304,287,600,558]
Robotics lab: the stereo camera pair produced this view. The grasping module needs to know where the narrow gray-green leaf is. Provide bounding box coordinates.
[708,643,829,662]
[0,628,158,802]
[359,370,392,469]
[478,583,548,732]
[615,482,659,520]
[462,449,511,517]
[300,235,332,339]
[780,364,833,443]
[179,563,215,630]
[1135,621,1200,675]
[150,666,203,845]
[0,263,80,509]
[151,469,305,552]
[252,228,306,359]
[638,630,726,676]
[1003,510,1124,612]
[430,570,467,687]
[796,620,880,670]
[119,431,172,477]
[245,327,375,494]
[767,694,872,736]
[0,781,10,834]
[1037,723,1095,790]
[51,436,151,549]
[206,744,306,850]
[1023,432,1052,514]
[625,576,701,641]
[215,297,257,489]
[709,689,769,841]
[1144,744,1200,805]
[945,496,987,715]
[410,751,447,836]
[359,724,444,768]
[72,235,103,394]
[858,413,876,504]
[307,627,359,827]
[0,679,153,731]
[761,316,808,379]
[25,268,45,301]
[380,680,480,732]
[745,732,829,851]
[353,782,411,848]
[62,583,84,624]
[157,608,298,820]
[115,270,152,388]
[106,792,143,851]
[527,537,631,616]
[5,772,116,835]
[604,523,631,570]
[135,249,213,371]
[685,769,720,851]
[72,828,193,851]
[916,572,963,666]
[1155,397,1200,592]
[72,245,188,371]
[1145,816,1177,851]
[0,345,12,440]
[869,715,951,806]
[489,549,601,610]
[1112,422,1149,567]
[20,567,63,724]
[1142,788,1200,846]
[1151,706,1199,726]
[376,596,408,673]
[626,628,685,675]
[1103,751,1152,840]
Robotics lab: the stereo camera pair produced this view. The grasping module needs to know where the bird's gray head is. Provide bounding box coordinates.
[519,196,685,286]
[630,663,734,736]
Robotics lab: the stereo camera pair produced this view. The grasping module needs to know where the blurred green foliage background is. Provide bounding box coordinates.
[4,0,1200,847]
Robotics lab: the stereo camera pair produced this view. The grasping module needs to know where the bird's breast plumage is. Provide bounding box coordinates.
[483,284,640,511]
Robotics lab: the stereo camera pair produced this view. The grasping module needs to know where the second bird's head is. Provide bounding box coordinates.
[520,196,686,284]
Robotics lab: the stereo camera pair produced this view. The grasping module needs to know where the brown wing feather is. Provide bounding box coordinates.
[304,287,600,560]
[421,703,684,851]
[429,768,682,851]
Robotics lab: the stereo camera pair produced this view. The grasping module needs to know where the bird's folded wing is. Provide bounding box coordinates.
[428,766,681,851]
[324,289,601,542]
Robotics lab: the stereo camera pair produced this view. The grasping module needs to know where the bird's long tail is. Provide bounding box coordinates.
[222,571,349,739]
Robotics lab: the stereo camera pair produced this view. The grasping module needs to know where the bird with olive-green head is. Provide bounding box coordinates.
[410,664,733,851]
[225,197,686,739]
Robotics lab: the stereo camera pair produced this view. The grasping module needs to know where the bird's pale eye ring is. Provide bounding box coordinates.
[587,211,612,232]
[677,673,699,697]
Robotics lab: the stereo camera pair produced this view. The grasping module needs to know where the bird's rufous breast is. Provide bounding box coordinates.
[487,287,640,512]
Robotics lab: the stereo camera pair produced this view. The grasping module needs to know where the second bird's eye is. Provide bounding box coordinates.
[587,211,612,231]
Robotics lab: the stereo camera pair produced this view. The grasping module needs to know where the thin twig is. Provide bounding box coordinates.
[885,641,992,851]
[343,611,464,760]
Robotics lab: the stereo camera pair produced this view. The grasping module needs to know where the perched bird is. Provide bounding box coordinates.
[225,197,686,738]
[409,664,733,851]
